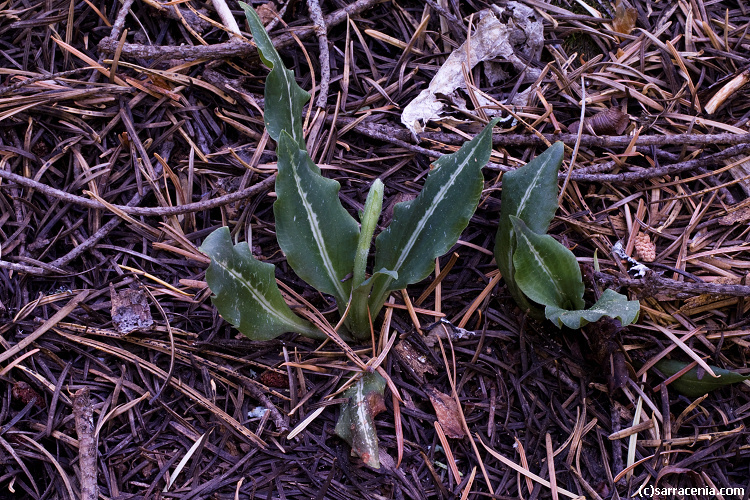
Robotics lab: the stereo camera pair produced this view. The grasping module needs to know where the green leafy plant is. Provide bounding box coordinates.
[655,359,750,398]
[202,4,497,342]
[494,142,640,328]
[200,4,498,468]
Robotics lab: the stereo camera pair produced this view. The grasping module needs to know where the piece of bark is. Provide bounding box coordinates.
[110,283,153,335]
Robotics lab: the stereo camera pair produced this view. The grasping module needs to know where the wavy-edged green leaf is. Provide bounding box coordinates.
[495,142,564,311]
[201,227,323,340]
[241,2,310,150]
[274,131,359,306]
[369,118,499,310]
[335,372,386,468]
[546,288,640,329]
[655,359,750,398]
[511,215,585,311]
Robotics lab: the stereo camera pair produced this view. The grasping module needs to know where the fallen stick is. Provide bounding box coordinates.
[98,0,388,60]
[73,388,98,500]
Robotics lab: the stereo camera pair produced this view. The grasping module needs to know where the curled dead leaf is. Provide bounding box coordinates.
[569,107,629,135]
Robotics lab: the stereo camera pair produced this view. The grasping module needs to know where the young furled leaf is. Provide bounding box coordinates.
[201,227,323,340]
[241,2,310,150]
[274,131,359,308]
[369,118,499,314]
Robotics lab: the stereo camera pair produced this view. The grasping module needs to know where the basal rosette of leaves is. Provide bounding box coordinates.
[200,4,499,468]
[494,142,640,328]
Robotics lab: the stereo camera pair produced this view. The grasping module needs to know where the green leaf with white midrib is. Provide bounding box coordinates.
[201,227,323,340]
[545,288,640,329]
[369,118,499,312]
[495,142,564,312]
[274,131,359,306]
[510,216,585,311]
[241,2,309,151]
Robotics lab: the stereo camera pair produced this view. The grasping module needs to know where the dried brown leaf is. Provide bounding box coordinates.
[256,2,277,26]
[613,0,637,35]
[393,340,438,383]
[12,381,45,409]
[426,386,465,439]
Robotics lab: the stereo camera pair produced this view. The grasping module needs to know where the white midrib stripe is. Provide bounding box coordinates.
[392,140,482,273]
[355,381,377,451]
[293,166,348,300]
[219,259,302,330]
[506,157,551,274]
[275,65,302,146]
[521,232,566,301]
[516,156,550,218]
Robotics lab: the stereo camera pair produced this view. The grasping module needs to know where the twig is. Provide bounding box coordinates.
[0,68,93,96]
[72,388,98,500]
[105,0,137,42]
[569,143,750,184]
[343,119,447,157]
[49,192,145,268]
[0,170,276,216]
[0,260,49,276]
[241,381,289,432]
[98,0,388,59]
[334,116,750,148]
[338,118,750,184]
[424,0,463,28]
[596,271,750,299]
[306,0,330,109]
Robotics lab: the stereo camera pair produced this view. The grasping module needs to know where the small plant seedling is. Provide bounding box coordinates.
[200,4,498,468]
[494,142,640,328]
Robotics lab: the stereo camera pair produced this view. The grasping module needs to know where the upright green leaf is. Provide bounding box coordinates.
[241,2,310,150]
[495,142,564,311]
[546,288,640,329]
[335,373,386,468]
[369,118,499,312]
[655,359,750,398]
[201,227,323,340]
[274,131,359,306]
[348,181,386,338]
[510,216,585,311]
